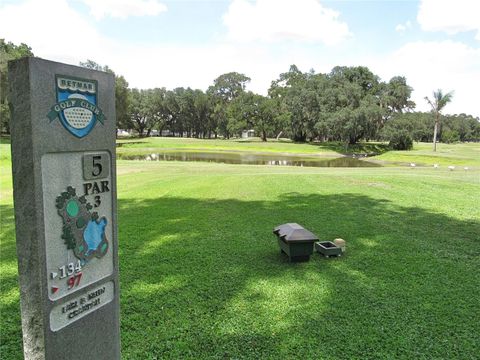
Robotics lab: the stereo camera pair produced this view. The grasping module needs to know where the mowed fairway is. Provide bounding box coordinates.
[1,143,480,359]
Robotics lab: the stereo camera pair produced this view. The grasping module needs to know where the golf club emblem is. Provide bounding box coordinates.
[47,75,105,138]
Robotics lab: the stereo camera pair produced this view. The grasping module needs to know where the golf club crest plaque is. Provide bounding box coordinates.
[47,76,105,138]
[9,58,120,359]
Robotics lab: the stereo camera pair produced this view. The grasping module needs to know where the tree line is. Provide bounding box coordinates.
[111,64,417,145]
[106,63,480,148]
[2,40,479,148]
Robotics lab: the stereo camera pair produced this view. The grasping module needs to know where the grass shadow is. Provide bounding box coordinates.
[115,193,478,358]
[0,136,11,144]
[1,193,479,358]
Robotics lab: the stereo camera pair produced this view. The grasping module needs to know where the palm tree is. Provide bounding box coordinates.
[424,89,454,151]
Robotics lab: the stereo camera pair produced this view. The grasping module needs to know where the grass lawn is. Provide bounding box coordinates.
[373,142,480,167]
[1,140,480,359]
[116,137,389,156]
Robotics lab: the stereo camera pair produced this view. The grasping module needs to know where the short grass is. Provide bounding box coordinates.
[116,137,388,156]
[1,142,480,359]
[374,142,480,167]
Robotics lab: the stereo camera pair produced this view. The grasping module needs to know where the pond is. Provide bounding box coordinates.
[118,151,381,168]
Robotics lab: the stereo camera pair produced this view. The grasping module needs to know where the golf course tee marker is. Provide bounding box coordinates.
[9,57,120,359]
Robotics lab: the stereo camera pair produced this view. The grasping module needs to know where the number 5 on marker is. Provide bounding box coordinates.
[82,153,109,180]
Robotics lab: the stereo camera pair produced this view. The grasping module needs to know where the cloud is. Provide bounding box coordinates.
[395,20,411,33]
[223,0,351,45]
[417,0,480,39]
[0,0,109,64]
[113,43,298,96]
[370,40,480,117]
[1,1,478,118]
[81,0,167,20]
[0,0,287,97]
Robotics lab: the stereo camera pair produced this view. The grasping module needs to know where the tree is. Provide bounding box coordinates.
[164,87,188,137]
[79,59,112,72]
[257,97,286,141]
[191,89,211,138]
[381,112,433,143]
[0,40,34,133]
[115,75,130,131]
[225,94,250,137]
[325,66,382,145]
[226,91,263,139]
[269,65,312,141]
[442,113,480,142]
[208,72,250,138]
[145,87,168,136]
[209,72,251,102]
[128,88,162,137]
[383,76,415,114]
[79,60,130,133]
[424,89,454,151]
[269,65,415,144]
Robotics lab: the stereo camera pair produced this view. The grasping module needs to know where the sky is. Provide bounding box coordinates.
[1,0,479,116]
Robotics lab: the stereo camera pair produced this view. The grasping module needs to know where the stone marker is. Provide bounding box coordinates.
[9,57,120,359]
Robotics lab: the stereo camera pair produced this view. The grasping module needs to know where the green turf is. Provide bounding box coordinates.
[116,137,389,156]
[1,142,480,359]
[374,142,480,167]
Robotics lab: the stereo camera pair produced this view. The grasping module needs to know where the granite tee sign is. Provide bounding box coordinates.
[9,58,120,359]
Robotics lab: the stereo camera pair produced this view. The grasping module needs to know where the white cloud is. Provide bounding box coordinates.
[223,0,351,45]
[369,40,480,117]
[395,20,411,33]
[116,43,289,94]
[0,0,109,64]
[0,0,288,97]
[81,0,167,20]
[417,0,480,39]
[2,1,478,118]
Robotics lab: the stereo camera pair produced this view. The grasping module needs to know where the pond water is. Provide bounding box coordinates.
[118,151,381,168]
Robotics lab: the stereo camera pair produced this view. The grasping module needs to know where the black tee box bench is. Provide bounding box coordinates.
[273,223,319,262]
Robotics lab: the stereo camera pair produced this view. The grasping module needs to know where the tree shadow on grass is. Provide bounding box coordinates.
[116,193,479,359]
[0,136,11,144]
[0,204,23,359]
[0,204,16,261]
[1,194,479,359]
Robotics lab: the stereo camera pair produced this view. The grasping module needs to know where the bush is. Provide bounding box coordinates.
[441,130,460,144]
[388,130,413,150]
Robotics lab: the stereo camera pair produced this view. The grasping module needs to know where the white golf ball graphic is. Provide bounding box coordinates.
[63,94,93,129]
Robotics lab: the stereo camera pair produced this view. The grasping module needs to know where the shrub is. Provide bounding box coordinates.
[441,130,460,144]
[388,130,413,150]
